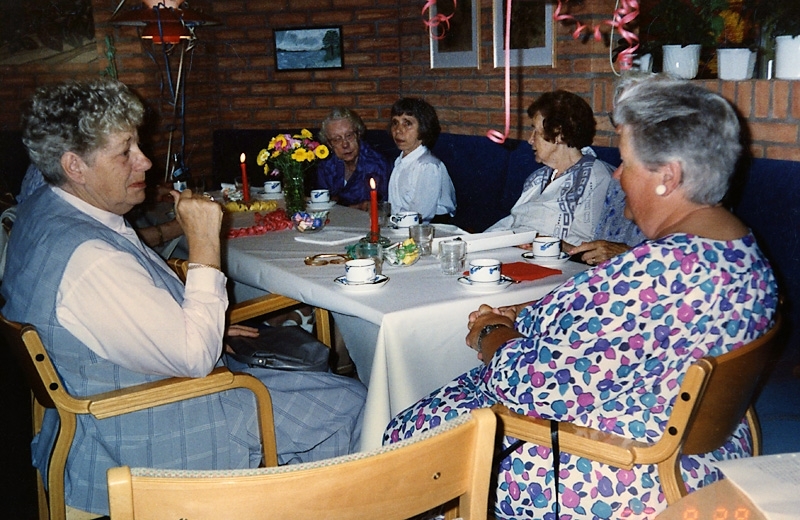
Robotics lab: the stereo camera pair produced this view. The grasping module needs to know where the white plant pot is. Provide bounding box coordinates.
[775,35,800,79]
[717,48,757,80]
[662,44,701,79]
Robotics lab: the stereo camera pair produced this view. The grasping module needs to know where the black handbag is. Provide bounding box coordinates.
[225,325,331,372]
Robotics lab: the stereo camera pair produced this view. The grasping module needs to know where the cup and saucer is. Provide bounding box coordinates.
[521,251,571,266]
[457,275,514,294]
[333,274,389,292]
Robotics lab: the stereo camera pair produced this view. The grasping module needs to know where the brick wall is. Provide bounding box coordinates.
[1,0,798,184]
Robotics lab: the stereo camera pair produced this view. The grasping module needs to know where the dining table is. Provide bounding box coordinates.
[223,201,589,450]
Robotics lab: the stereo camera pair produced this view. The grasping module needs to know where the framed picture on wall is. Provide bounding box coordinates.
[274,26,343,71]
[492,0,555,68]
[429,0,480,69]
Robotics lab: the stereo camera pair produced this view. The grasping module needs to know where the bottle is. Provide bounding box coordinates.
[171,153,191,192]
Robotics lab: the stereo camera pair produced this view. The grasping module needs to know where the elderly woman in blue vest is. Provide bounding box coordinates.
[316,107,391,210]
[387,98,456,223]
[1,80,366,516]
[486,90,612,249]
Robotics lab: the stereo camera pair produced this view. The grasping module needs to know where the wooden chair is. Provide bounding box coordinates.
[167,258,333,346]
[492,313,782,505]
[0,263,282,520]
[107,408,496,520]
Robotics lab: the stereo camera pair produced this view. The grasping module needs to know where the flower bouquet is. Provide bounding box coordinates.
[257,129,330,216]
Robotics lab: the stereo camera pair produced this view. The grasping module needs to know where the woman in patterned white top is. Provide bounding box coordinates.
[384,77,779,519]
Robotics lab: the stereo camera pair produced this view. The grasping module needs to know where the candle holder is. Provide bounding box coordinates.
[361,232,392,247]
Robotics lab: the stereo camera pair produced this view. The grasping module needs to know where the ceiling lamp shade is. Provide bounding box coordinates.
[140,21,191,44]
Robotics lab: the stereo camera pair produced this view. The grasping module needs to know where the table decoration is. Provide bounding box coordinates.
[292,211,330,233]
[226,208,293,238]
[257,129,329,216]
[239,153,251,203]
[384,238,420,266]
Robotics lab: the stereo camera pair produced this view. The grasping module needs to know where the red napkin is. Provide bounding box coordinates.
[501,261,561,282]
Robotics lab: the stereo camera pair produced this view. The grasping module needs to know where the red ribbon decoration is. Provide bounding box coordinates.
[422,0,456,41]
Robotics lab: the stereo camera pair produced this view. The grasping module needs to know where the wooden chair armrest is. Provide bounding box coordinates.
[228,294,303,325]
[491,404,644,469]
[87,367,236,418]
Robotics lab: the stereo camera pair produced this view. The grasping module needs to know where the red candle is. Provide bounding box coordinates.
[369,177,379,241]
[239,153,250,203]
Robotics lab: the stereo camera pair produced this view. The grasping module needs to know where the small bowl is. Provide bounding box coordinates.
[384,238,420,266]
[292,210,329,233]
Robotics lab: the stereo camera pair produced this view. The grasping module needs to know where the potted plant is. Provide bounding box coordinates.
[716,0,759,80]
[641,0,728,78]
[754,0,800,79]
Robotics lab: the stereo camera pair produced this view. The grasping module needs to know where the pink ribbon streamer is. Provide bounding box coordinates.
[486,0,512,144]
[422,0,456,41]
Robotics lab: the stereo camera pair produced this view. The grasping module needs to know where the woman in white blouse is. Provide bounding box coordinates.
[486,90,612,248]
[387,98,456,223]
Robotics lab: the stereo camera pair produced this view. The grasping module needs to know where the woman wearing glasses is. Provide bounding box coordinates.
[316,107,391,210]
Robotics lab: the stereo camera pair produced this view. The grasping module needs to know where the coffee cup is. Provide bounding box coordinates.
[310,189,330,203]
[344,258,377,284]
[264,180,282,193]
[353,242,383,275]
[390,211,421,228]
[468,258,502,283]
[532,236,561,258]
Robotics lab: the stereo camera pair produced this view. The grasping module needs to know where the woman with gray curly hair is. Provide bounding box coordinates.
[3,79,366,516]
[316,107,390,209]
[384,76,777,519]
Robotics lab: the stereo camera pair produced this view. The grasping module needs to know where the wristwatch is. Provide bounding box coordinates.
[476,323,509,354]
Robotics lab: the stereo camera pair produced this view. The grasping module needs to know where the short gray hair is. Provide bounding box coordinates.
[612,77,741,205]
[318,107,366,146]
[21,79,145,186]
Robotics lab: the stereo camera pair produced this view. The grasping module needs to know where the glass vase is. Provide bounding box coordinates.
[282,168,306,216]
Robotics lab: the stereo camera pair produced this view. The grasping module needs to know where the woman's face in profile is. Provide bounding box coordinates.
[391,114,423,156]
[614,125,658,235]
[528,112,559,168]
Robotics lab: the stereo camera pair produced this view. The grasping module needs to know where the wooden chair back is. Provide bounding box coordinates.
[493,313,783,505]
[107,408,497,520]
[681,314,782,455]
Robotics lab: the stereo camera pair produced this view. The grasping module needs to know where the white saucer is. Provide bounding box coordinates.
[457,275,513,294]
[307,201,337,211]
[386,226,412,236]
[334,274,389,291]
[521,251,570,266]
[256,192,283,200]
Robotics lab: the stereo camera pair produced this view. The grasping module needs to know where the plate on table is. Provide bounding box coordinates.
[307,201,337,211]
[521,251,570,266]
[457,275,513,294]
[334,274,389,292]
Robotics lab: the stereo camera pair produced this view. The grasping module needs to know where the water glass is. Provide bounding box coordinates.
[378,201,392,228]
[438,239,466,275]
[409,224,435,256]
[354,241,384,275]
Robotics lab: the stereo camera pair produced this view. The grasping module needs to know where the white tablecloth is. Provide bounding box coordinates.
[224,204,587,449]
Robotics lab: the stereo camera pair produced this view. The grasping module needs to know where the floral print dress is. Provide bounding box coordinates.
[384,233,778,519]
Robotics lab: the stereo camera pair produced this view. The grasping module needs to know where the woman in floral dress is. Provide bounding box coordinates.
[383,77,779,519]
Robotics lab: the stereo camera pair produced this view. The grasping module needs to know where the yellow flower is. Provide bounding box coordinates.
[299,128,313,139]
[314,145,330,159]
[291,148,308,162]
[256,149,269,166]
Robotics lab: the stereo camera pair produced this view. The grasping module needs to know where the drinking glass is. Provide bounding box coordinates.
[438,239,466,275]
[378,202,392,228]
[354,242,384,275]
[409,224,435,256]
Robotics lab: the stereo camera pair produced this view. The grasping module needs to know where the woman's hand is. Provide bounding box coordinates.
[171,189,223,267]
[466,305,521,364]
[567,240,630,266]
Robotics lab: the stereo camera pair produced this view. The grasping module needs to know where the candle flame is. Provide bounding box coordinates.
[369,177,376,189]
[240,153,246,163]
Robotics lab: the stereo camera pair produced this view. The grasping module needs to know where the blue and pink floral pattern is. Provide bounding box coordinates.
[384,233,778,519]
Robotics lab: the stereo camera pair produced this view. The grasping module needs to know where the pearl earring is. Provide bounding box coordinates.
[655,184,667,196]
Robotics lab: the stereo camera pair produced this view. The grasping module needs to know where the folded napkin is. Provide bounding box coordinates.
[501,262,561,282]
[432,230,538,255]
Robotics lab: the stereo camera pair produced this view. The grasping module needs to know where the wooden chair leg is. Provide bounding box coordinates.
[745,405,762,456]
[314,308,332,347]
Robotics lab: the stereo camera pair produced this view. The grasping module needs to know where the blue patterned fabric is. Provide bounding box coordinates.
[595,178,646,247]
[384,233,778,519]
[315,141,391,206]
